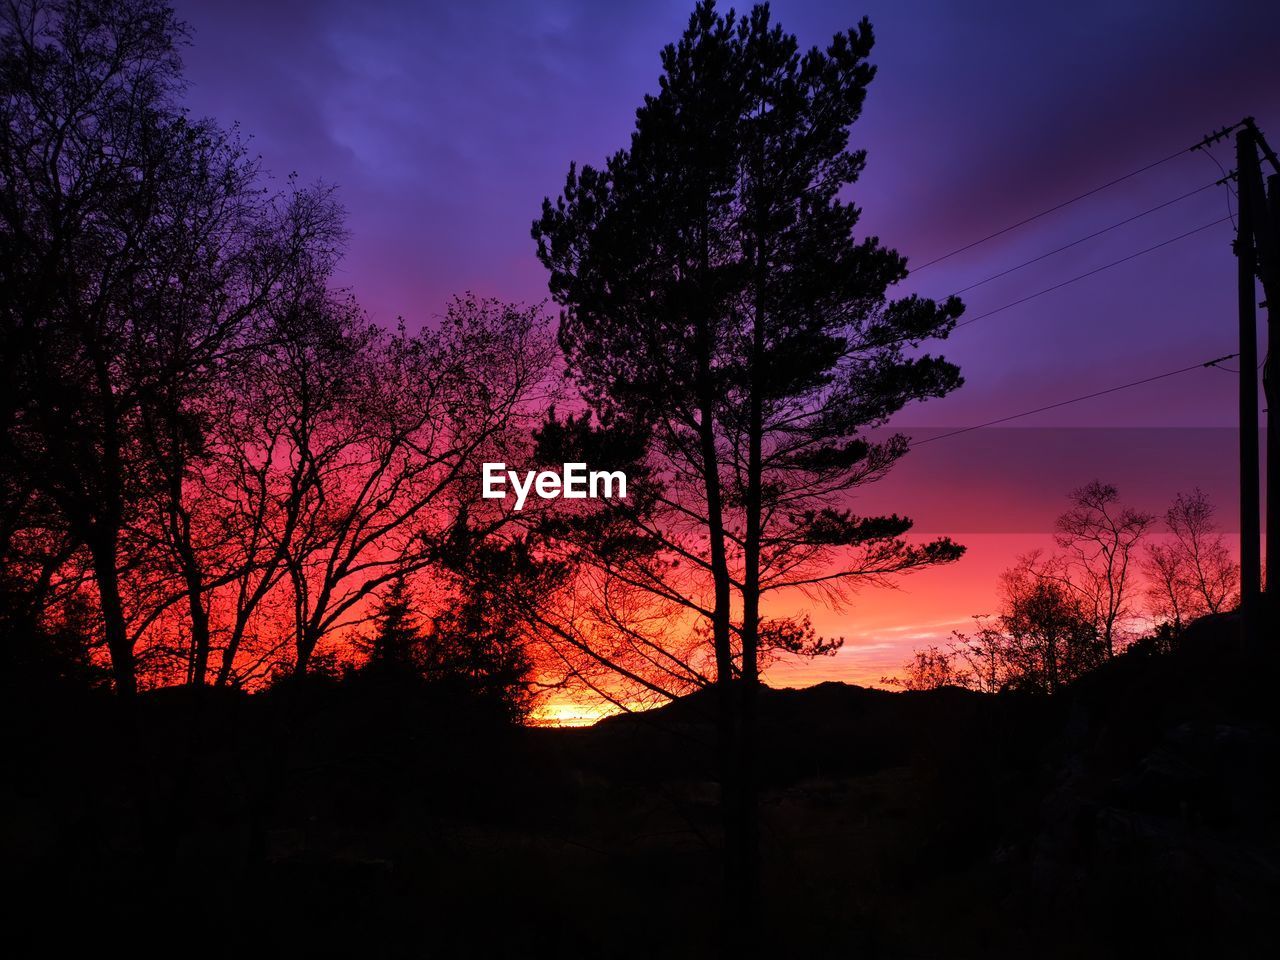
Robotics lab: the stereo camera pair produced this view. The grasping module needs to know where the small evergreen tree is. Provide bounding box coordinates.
[428,588,533,722]
[366,577,424,675]
[364,560,535,722]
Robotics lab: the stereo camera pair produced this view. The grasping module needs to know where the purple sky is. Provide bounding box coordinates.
[172,0,1278,426]
[171,0,1278,694]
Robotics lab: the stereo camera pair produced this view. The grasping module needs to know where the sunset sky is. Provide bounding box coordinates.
[172,0,1279,716]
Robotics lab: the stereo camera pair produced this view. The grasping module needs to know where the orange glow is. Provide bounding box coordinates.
[530,533,1049,724]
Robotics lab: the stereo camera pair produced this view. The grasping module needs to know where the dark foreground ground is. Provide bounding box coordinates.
[3,615,1276,958]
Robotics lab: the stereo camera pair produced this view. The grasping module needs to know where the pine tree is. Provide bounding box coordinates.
[533,0,965,937]
[367,577,423,674]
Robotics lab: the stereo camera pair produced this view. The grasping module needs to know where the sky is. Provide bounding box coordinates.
[172,0,1279,713]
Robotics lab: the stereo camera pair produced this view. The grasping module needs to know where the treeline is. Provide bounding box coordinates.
[889,482,1240,694]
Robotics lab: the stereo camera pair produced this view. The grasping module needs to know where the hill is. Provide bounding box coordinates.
[2,614,1274,957]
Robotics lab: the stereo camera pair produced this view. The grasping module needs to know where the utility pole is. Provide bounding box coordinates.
[1268,169,1279,607]
[1243,121,1280,616]
[1235,118,1280,624]
[1194,116,1280,633]
[1236,124,1261,621]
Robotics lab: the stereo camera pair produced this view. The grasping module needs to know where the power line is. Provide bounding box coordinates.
[952,215,1233,330]
[1198,147,1238,227]
[909,352,1240,447]
[944,180,1221,298]
[1209,356,1265,374]
[912,144,1196,272]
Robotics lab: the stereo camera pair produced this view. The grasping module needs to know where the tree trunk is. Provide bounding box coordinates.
[215,621,243,688]
[698,386,740,898]
[294,625,318,677]
[166,443,212,686]
[734,261,767,933]
[692,309,742,948]
[184,572,211,686]
[90,531,135,696]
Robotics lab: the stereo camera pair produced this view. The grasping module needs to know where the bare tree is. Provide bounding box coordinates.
[1143,540,1194,632]
[133,183,348,686]
[0,0,197,693]
[947,619,1009,695]
[1143,488,1239,628]
[883,644,971,691]
[0,0,346,692]
[199,281,364,686]
[275,296,552,677]
[1053,481,1155,658]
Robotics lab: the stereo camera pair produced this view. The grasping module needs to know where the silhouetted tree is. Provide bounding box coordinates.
[137,184,346,687]
[0,0,341,692]
[0,0,187,694]
[1144,538,1195,633]
[1143,488,1238,631]
[1054,481,1154,658]
[884,644,970,691]
[945,554,1103,695]
[195,283,368,687]
[353,512,550,721]
[948,620,1008,694]
[533,0,963,933]
[430,601,532,713]
[277,297,552,678]
[997,561,1103,694]
[365,576,423,674]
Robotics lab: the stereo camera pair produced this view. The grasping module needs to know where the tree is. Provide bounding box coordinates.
[358,537,541,723]
[426,530,545,722]
[136,183,346,687]
[0,0,341,692]
[0,0,185,695]
[948,620,1009,695]
[884,644,970,691]
[365,576,423,674]
[1054,481,1155,658]
[1143,537,1195,633]
[996,560,1103,694]
[532,0,964,933]
[202,282,369,687]
[942,554,1103,695]
[275,296,552,678]
[1143,488,1238,631]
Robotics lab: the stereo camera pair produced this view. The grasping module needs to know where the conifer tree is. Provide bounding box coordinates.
[367,577,423,674]
[533,0,966,935]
